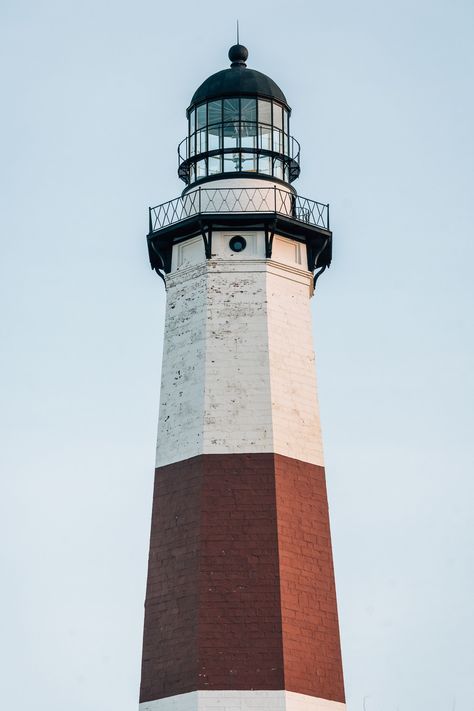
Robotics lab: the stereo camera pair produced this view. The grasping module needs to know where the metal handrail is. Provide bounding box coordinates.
[177,125,301,164]
[148,187,329,233]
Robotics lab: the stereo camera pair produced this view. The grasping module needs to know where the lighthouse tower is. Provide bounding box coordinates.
[139,45,345,711]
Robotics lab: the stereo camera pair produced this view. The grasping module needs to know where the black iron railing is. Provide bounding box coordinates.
[178,127,300,164]
[149,187,329,233]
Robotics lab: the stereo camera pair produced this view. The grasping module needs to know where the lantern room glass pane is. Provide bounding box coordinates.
[208,100,222,126]
[223,98,240,122]
[258,154,271,175]
[189,109,195,134]
[196,104,207,129]
[196,128,207,153]
[283,109,289,135]
[241,97,256,123]
[208,124,221,151]
[258,99,271,125]
[208,155,222,175]
[189,163,195,182]
[196,159,207,178]
[273,158,283,180]
[273,128,283,153]
[259,124,272,150]
[273,103,283,130]
[241,153,257,172]
[223,122,239,148]
[223,153,240,172]
[241,122,258,149]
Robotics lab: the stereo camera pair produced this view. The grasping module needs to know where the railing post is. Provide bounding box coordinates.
[274,185,277,214]
[327,203,330,231]
[199,187,202,214]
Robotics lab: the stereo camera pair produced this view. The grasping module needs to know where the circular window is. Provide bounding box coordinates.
[229,235,247,253]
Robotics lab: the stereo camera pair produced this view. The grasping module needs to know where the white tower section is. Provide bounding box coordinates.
[156,229,324,469]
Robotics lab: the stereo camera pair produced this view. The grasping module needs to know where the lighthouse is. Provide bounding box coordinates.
[139,44,345,711]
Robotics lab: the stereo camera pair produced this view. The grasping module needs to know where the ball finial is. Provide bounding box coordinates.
[228,44,248,67]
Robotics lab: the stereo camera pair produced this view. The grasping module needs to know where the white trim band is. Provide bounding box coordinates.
[140,690,345,711]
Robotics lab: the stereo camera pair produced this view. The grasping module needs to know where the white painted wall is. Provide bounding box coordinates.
[267,260,325,466]
[140,690,345,711]
[183,177,294,192]
[155,232,324,468]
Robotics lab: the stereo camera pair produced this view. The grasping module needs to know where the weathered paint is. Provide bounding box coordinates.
[156,232,324,468]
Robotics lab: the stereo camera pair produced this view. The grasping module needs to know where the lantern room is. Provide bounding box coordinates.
[178,45,301,188]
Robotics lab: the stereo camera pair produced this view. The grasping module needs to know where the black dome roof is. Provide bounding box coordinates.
[188,45,289,111]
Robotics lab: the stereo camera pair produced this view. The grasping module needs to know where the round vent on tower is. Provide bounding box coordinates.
[229,235,247,253]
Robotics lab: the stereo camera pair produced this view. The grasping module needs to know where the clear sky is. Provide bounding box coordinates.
[1,1,473,710]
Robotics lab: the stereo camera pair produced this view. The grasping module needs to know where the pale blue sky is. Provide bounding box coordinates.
[1,1,473,710]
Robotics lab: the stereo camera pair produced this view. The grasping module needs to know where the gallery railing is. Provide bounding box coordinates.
[148,186,329,234]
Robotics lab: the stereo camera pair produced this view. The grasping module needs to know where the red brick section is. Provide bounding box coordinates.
[139,453,284,703]
[139,453,345,704]
[139,456,201,702]
[274,454,345,703]
[198,453,284,691]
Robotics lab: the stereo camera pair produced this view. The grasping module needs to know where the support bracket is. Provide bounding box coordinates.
[310,237,329,289]
[149,241,167,289]
[264,220,277,259]
[198,221,212,259]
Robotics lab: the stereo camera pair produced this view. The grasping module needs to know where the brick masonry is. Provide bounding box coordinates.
[139,453,344,705]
